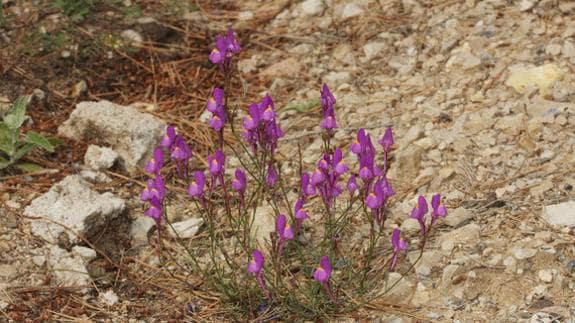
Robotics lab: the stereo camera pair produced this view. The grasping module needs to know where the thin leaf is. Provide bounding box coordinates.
[48,137,64,147]
[12,143,35,163]
[14,162,44,173]
[0,123,15,155]
[0,156,10,169]
[3,96,28,130]
[24,131,55,152]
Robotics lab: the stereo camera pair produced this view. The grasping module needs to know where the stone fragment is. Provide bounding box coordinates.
[444,207,473,227]
[511,246,537,260]
[72,246,98,262]
[363,41,386,61]
[130,216,156,247]
[381,272,415,305]
[58,101,165,175]
[84,145,118,171]
[250,204,276,248]
[120,29,143,47]
[526,285,547,303]
[387,144,423,181]
[99,289,119,306]
[519,0,538,11]
[438,223,480,250]
[301,0,325,16]
[505,64,563,97]
[400,218,421,234]
[167,217,204,239]
[25,175,125,244]
[333,43,356,66]
[537,269,554,283]
[541,200,575,227]
[340,3,364,20]
[261,57,303,79]
[323,71,351,88]
[48,245,91,290]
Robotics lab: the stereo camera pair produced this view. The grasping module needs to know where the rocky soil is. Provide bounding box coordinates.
[1,0,575,321]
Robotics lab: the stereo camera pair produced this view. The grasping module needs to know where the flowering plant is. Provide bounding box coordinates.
[140,27,448,320]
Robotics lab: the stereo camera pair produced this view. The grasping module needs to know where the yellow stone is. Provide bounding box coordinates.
[505,63,563,97]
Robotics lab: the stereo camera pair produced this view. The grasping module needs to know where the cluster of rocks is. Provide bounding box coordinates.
[1,100,204,307]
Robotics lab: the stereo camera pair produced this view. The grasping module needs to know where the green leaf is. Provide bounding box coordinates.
[24,131,55,152]
[281,98,320,113]
[14,162,44,173]
[12,143,35,163]
[0,156,10,169]
[0,123,15,155]
[47,137,64,147]
[3,96,28,130]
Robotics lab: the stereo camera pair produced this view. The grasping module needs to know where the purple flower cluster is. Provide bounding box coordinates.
[209,27,241,71]
[320,84,337,133]
[275,214,294,257]
[141,173,166,226]
[206,88,226,132]
[248,249,270,299]
[142,148,167,233]
[312,256,336,301]
[390,228,408,270]
[160,125,192,178]
[142,125,195,235]
[410,193,448,237]
[243,95,284,157]
[310,148,348,210]
[350,128,396,227]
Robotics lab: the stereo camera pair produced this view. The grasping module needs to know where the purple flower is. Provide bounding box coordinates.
[347,175,358,195]
[145,148,164,175]
[226,27,241,54]
[207,88,224,113]
[209,111,225,131]
[390,228,409,270]
[242,95,284,157]
[262,104,275,121]
[248,249,270,299]
[276,214,294,241]
[313,256,336,302]
[431,193,447,225]
[248,249,264,274]
[170,135,192,161]
[333,148,348,175]
[209,36,227,64]
[294,199,308,221]
[141,175,166,202]
[410,196,429,236]
[313,256,332,283]
[161,125,176,148]
[266,164,277,187]
[188,171,205,199]
[378,126,394,153]
[365,186,382,209]
[311,167,325,186]
[300,172,316,198]
[243,103,260,130]
[144,197,163,222]
[350,129,367,155]
[321,115,337,130]
[232,168,247,194]
[209,27,241,68]
[320,84,337,131]
[320,84,336,111]
[208,150,225,177]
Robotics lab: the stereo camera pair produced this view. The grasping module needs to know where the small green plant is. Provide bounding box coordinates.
[52,0,97,22]
[0,96,55,171]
